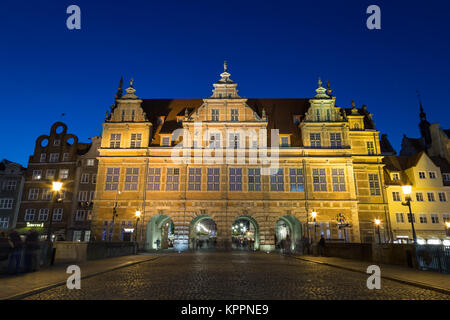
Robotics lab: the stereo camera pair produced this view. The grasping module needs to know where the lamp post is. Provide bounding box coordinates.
[311,210,318,243]
[374,219,382,244]
[46,181,63,241]
[445,222,450,237]
[134,210,141,242]
[401,185,417,244]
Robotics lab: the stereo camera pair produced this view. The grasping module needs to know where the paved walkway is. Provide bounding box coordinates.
[0,253,161,300]
[292,255,450,294]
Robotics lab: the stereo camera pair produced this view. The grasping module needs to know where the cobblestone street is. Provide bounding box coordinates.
[25,252,449,300]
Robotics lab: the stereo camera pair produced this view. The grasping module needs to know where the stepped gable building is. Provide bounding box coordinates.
[0,159,26,230]
[92,63,388,251]
[383,151,450,243]
[16,122,98,240]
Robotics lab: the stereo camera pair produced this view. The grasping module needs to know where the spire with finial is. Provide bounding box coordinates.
[351,100,358,114]
[417,90,427,121]
[121,77,138,99]
[224,60,228,72]
[313,77,330,99]
[115,76,123,99]
[326,80,332,97]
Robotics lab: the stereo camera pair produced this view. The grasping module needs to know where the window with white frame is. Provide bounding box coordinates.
[407,213,415,223]
[92,174,97,184]
[28,188,39,200]
[332,168,346,192]
[229,133,240,149]
[52,208,63,221]
[38,208,49,221]
[0,216,9,229]
[40,153,46,163]
[427,192,435,202]
[280,136,290,147]
[86,159,95,166]
[209,133,221,148]
[330,133,342,148]
[59,169,69,180]
[229,168,243,191]
[416,192,424,201]
[395,213,404,223]
[429,171,436,179]
[32,170,42,180]
[130,133,142,148]
[313,168,327,192]
[231,109,239,121]
[49,153,59,163]
[0,199,13,209]
[42,189,52,201]
[24,209,36,221]
[124,168,139,191]
[207,168,220,191]
[289,168,304,191]
[392,191,401,202]
[367,141,375,155]
[105,168,120,191]
[81,173,89,184]
[439,192,447,202]
[46,169,56,180]
[161,136,171,147]
[147,168,161,191]
[188,168,202,191]
[248,168,261,192]
[419,214,427,224]
[310,133,321,147]
[392,173,399,181]
[4,180,17,191]
[431,214,439,224]
[418,171,426,179]
[78,191,88,202]
[166,168,180,191]
[62,153,70,162]
[110,134,121,148]
[368,174,381,196]
[75,210,85,221]
[270,168,284,192]
[211,109,219,121]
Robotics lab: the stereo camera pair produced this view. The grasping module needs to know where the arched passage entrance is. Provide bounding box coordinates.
[275,216,303,251]
[231,216,259,250]
[146,214,175,250]
[189,215,217,250]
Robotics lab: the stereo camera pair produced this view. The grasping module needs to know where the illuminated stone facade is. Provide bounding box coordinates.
[92,65,388,250]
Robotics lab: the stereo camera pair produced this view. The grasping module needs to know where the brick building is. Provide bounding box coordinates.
[0,159,26,230]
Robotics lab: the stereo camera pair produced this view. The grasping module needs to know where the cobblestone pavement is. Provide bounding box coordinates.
[25,251,449,300]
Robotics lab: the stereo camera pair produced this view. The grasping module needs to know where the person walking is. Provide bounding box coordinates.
[318,235,326,256]
[285,235,291,255]
[8,230,23,275]
[155,239,161,250]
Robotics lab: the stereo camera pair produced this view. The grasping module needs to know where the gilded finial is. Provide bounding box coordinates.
[224,61,228,72]
[318,77,323,88]
[352,100,355,108]
[326,80,332,96]
[130,78,134,88]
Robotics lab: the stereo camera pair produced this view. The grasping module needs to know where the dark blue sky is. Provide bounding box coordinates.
[1,0,449,165]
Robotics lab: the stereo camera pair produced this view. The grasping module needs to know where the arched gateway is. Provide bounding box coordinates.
[189,215,217,250]
[231,216,259,250]
[146,214,175,250]
[275,215,303,251]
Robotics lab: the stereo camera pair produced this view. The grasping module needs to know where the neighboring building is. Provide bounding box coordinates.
[383,151,450,244]
[0,159,26,230]
[92,63,388,251]
[16,122,94,240]
[68,136,101,242]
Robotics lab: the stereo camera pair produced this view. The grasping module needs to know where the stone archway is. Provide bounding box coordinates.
[189,215,218,250]
[275,215,303,251]
[231,216,260,250]
[146,214,175,250]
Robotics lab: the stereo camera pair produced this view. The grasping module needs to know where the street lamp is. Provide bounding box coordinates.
[445,221,450,237]
[134,210,141,242]
[46,181,63,241]
[374,219,382,244]
[401,185,417,244]
[311,211,317,243]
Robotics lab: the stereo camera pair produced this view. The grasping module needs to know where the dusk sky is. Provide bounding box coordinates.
[1,0,449,166]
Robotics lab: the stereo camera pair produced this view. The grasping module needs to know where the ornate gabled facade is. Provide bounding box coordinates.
[92,64,388,251]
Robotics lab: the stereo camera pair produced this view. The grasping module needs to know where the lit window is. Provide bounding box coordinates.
[289,168,304,191]
[105,168,120,191]
[209,133,221,148]
[110,134,121,148]
[0,217,10,229]
[310,133,321,148]
[188,168,202,191]
[42,189,52,201]
[46,169,56,180]
[368,174,380,196]
[86,159,95,166]
[24,209,36,221]
[330,133,342,148]
[332,168,346,192]
[207,168,220,191]
[166,168,180,191]
[313,168,327,192]
[229,168,243,191]
[32,170,42,180]
[147,168,161,191]
[270,168,284,191]
[59,169,69,180]
[130,133,142,148]
[280,136,290,147]
[248,168,261,192]
[124,168,139,191]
